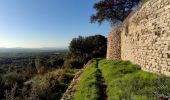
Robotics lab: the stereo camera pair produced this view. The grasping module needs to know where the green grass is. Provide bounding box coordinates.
[74,60,100,100]
[74,59,170,100]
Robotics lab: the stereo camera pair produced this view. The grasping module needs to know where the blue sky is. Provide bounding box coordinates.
[0,0,110,48]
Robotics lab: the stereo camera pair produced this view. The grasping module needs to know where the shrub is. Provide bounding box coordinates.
[63,58,84,69]
[25,68,77,100]
[4,83,18,100]
[0,76,5,99]
[35,57,48,74]
[3,71,23,86]
[50,57,64,68]
[22,62,37,80]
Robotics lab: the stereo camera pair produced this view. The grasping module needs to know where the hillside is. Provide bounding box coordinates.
[24,68,78,100]
[63,59,170,100]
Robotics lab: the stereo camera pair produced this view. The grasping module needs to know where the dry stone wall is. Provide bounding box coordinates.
[106,28,121,60]
[107,0,170,75]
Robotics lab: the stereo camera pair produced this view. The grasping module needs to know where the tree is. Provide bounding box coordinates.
[68,35,107,66]
[91,0,140,24]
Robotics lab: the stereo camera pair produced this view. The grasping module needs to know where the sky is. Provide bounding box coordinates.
[0,0,110,48]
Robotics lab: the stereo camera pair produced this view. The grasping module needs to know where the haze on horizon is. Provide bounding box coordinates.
[0,0,110,48]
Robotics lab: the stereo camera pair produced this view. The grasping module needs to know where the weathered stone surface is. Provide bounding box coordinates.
[107,0,170,76]
[106,28,121,60]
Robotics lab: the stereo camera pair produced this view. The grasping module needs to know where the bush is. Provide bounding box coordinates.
[22,62,37,80]
[35,57,49,74]
[24,69,77,100]
[50,57,64,68]
[4,83,18,100]
[63,58,84,69]
[0,76,5,99]
[3,71,23,86]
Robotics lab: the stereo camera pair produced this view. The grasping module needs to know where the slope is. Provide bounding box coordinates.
[73,59,170,100]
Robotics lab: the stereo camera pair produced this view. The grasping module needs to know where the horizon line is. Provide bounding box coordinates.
[0,47,68,49]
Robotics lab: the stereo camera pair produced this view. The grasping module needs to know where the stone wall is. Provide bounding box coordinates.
[107,0,170,75]
[106,28,121,60]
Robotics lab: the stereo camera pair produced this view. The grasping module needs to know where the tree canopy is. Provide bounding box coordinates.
[67,35,107,67]
[91,0,140,25]
[69,35,107,58]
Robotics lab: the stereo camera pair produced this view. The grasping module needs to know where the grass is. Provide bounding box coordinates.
[74,59,170,100]
[74,60,100,100]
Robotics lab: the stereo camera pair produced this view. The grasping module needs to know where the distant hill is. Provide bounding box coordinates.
[0,47,68,53]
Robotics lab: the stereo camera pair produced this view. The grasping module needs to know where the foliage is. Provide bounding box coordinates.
[3,71,24,86]
[91,0,140,24]
[26,68,77,100]
[2,68,78,100]
[21,62,37,80]
[0,51,78,100]
[4,83,18,100]
[0,75,5,99]
[35,57,48,74]
[68,35,107,68]
[49,56,64,68]
[63,58,84,69]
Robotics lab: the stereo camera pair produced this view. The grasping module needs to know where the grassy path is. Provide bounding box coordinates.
[96,60,108,100]
[97,69,107,100]
[74,59,108,100]
[61,59,95,100]
[74,59,170,100]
